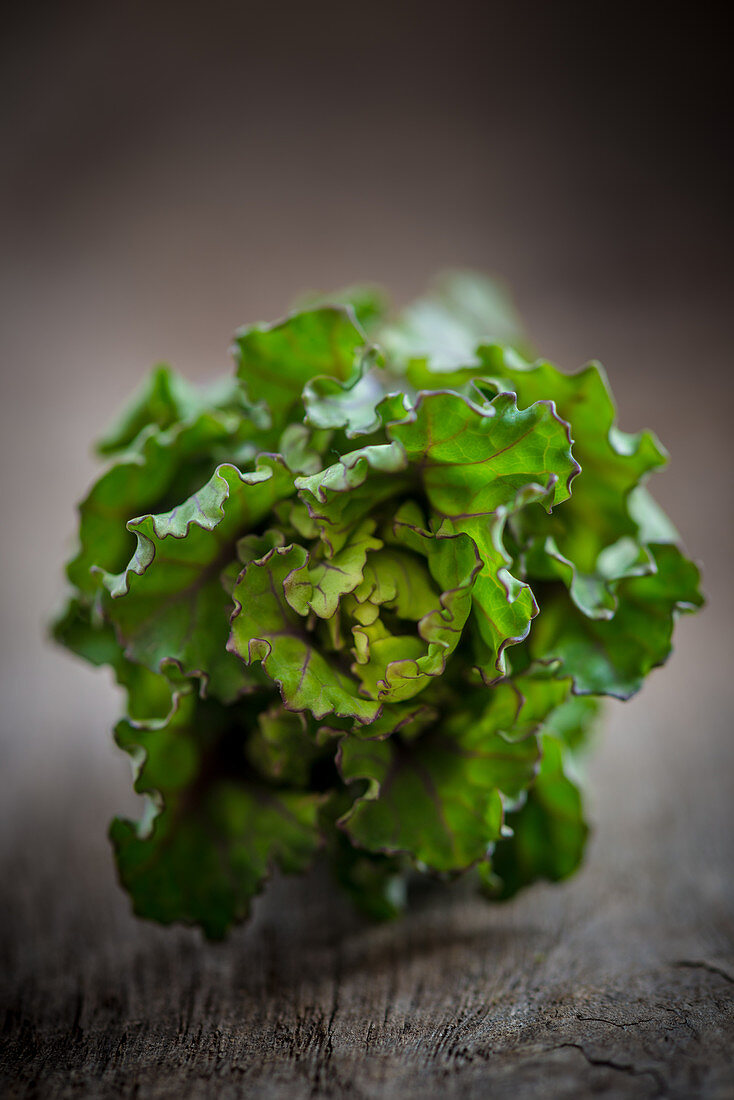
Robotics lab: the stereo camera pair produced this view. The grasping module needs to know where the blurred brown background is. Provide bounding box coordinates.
[1,3,732,1095]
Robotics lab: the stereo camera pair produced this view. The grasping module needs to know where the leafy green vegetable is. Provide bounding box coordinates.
[53,272,703,936]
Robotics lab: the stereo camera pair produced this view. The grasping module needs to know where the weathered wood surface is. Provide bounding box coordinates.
[3,607,732,1099]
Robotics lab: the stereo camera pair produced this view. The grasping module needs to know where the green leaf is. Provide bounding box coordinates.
[337,677,563,871]
[233,306,368,430]
[388,389,577,516]
[295,441,409,555]
[387,391,578,678]
[324,793,407,920]
[476,348,668,616]
[347,533,480,705]
[346,699,439,742]
[350,545,441,624]
[228,543,381,723]
[51,596,193,723]
[246,704,322,786]
[329,835,408,920]
[111,691,322,939]
[379,270,527,372]
[543,692,600,753]
[53,595,125,669]
[294,283,389,335]
[303,351,400,438]
[68,410,250,595]
[338,667,573,872]
[284,519,383,619]
[529,543,704,698]
[96,364,203,456]
[627,484,680,544]
[447,502,543,682]
[277,423,328,475]
[484,734,588,899]
[99,459,295,701]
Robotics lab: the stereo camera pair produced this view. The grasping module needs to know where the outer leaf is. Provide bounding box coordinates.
[528,543,704,698]
[627,484,680,544]
[476,348,668,616]
[379,270,526,372]
[483,734,588,899]
[487,667,575,741]
[294,283,389,335]
[338,667,573,872]
[233,306,367,430]
[52,596,191,724]
[337,728,533,871]
[99,459,294,701]
[543,692,600,752]
[228,544,381,723]
[96,364,203,456]
[111,692,322,939]
[322,792,407,920]
[329,834,408,920]
[387,390,577,516]
[68,411,248,594]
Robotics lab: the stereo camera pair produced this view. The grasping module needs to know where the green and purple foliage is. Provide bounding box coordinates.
[53,273,703,938]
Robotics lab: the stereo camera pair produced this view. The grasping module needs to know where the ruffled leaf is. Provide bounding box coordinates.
[99,459,294,700]
[303,351,395,437]
[543,692,600,752]
[387,389,577,516]
[96,364,204,456]
[233,306,368,431]
[483,734,588,898]
[348,533,481,704]
[68,410,253,595]
[52,596,193,724]
[379,270,527,372]
[294,283,389,336]
[528,543,704,698]
[228,543,381,722]
[337,671,567,871]
[111,691,322,939]
[277,423,329,475]
[320,791,407,920]
[338,734,501,871]
[284,519,382,619]
[388,391,578,677]
[296,441,409,555]
[476,348,668,617]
